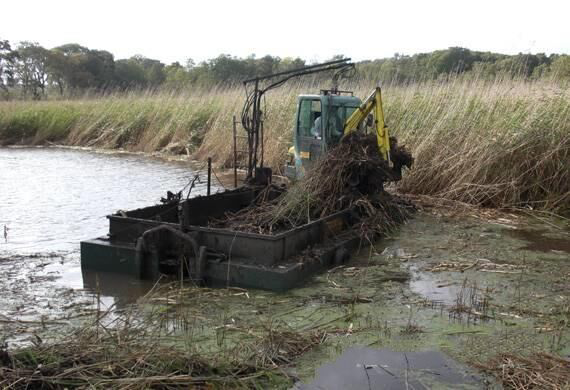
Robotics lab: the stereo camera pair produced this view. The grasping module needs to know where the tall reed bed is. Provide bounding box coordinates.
[386,78,570,212]
[0,78,568,213]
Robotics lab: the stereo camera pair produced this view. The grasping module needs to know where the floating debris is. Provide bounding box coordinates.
[426,258,527,273]
[478,352,570,390]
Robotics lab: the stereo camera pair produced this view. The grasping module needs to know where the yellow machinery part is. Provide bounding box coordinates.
[342,87,391,163]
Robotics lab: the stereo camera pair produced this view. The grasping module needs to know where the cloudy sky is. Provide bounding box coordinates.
[2,0,568,64]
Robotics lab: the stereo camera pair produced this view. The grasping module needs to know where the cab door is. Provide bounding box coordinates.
[295,98,324,177]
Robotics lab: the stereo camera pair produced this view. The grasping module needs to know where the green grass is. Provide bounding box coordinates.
[0,78,568,214]
[0,88,233,152]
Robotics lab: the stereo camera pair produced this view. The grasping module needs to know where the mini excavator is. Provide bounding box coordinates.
[239,58,412,185]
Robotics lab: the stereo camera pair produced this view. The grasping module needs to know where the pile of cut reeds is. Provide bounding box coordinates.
[210,132,413,236]
[478,352,570,390]
[0,311,325,389]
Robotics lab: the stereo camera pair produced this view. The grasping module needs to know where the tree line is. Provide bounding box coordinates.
[1,39,569,100]
[358,47,570,83]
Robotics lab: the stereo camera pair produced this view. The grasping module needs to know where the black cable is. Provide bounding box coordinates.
[210,167,227,190]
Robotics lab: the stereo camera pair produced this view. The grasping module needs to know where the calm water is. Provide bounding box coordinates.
[1,147,211,255]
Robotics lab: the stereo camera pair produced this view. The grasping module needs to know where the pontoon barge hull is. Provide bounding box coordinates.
[81,187,361,291]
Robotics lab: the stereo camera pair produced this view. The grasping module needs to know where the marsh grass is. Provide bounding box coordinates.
[0,77,568,213]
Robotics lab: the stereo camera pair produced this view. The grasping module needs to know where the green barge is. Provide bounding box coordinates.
[81,186,361,291]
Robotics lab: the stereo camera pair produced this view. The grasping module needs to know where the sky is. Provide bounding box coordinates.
[2,0,569,64]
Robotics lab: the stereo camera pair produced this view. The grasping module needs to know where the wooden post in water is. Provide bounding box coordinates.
[233,116,238,188]
[207,157,212,196]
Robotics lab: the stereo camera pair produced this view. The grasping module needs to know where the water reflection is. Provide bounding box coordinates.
[81,269,155,309]
[297,347,482,389]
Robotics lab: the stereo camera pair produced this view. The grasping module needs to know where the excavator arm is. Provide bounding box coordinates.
[342,87,413,182]
[343,87,391,163]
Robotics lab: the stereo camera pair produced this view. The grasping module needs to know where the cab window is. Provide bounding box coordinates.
[326,105,358,144]
[298,99,321,137]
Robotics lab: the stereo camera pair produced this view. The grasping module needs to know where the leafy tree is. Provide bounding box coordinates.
[15,42,50,99]
[46,50,67,95]
[278,57,305,72]
[121,55,167,86]
[50,44,115,92]
[55,43,90,56]
[114,58,146,88]
[0,39,17,97]
[85,49,115,88]
[430,47,477,74]
[471,61,498,79]
[50,43,88,91]
[257,55,279,76]
[207,54,254,82]
[164,62,192,88]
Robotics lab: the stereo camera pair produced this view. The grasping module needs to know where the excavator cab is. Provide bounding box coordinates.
[285,90,361,179]
[284,87,413,182]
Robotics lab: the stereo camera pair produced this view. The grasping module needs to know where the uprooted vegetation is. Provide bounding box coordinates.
[210,133,414,236]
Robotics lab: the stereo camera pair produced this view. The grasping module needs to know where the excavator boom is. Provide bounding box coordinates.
[343,87,390,162]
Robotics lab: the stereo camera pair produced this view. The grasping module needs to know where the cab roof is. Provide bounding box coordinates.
[298,94,362,105]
